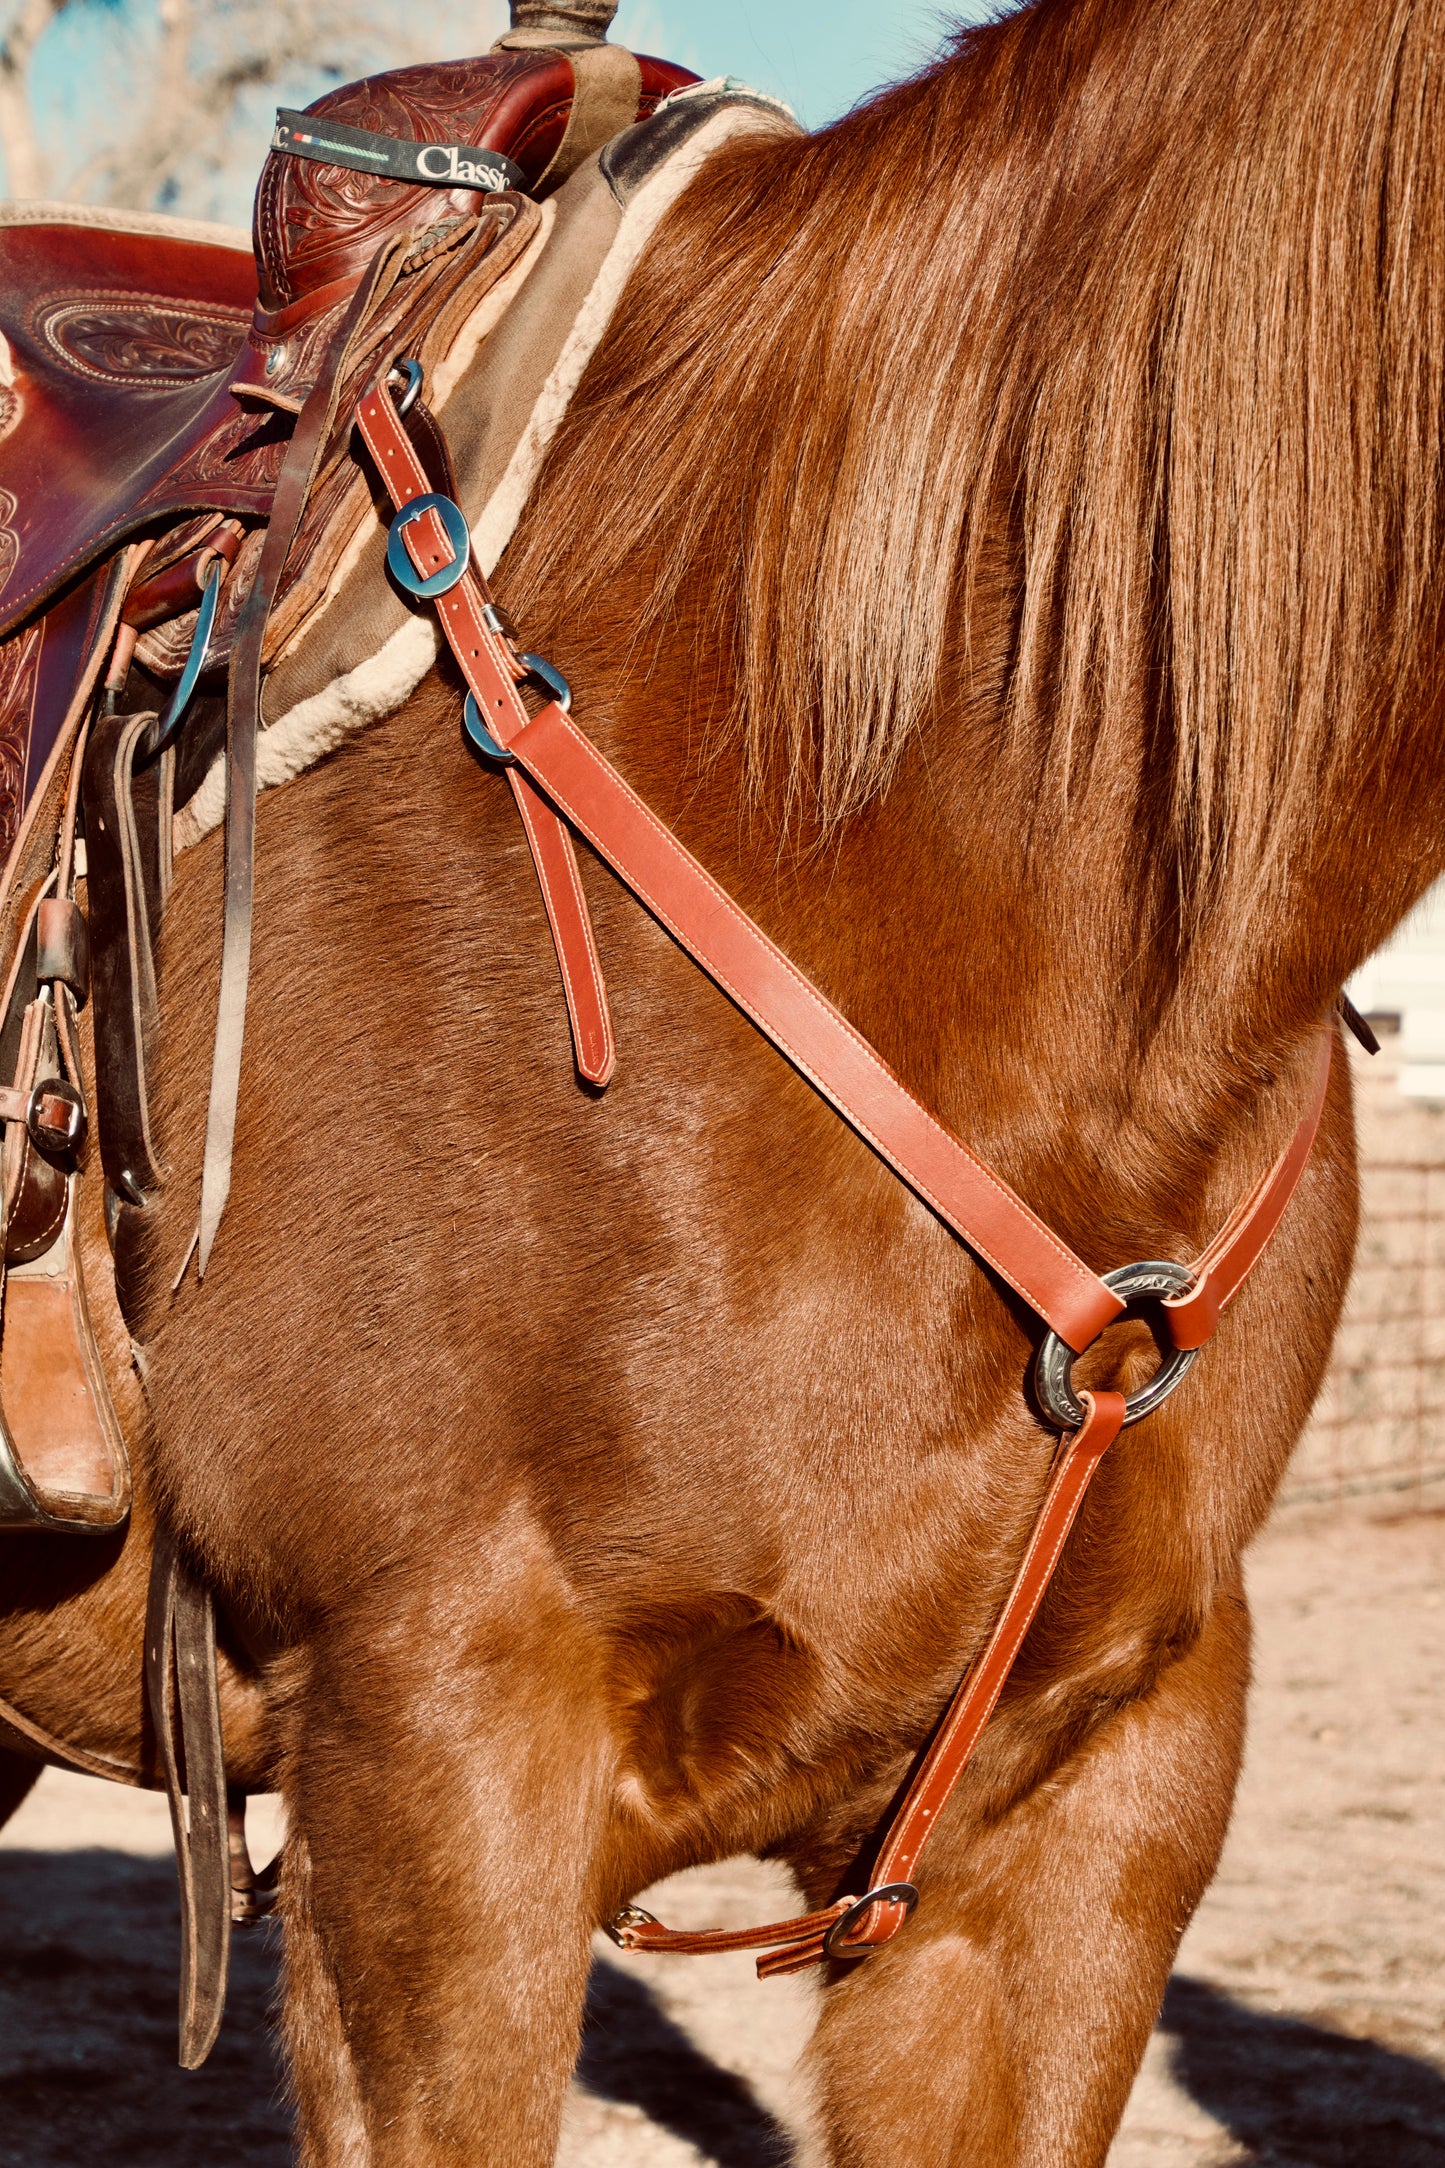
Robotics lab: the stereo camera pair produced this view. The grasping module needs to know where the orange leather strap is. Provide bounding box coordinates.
[1166,1028,1333,1349]
[358,383,1124,1351]
[374,438,615,1089]
[504,764,615,1087]
[355,371,1334,1973]
[614,1389,1127,1975]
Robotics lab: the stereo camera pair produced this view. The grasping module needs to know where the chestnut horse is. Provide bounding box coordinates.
[4,0,1444,2158]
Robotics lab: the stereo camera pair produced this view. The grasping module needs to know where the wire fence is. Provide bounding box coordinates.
[1285,1047,1445,1508]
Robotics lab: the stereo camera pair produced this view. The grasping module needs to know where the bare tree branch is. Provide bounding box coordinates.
[0,0,65,196]
[3,0,509,218]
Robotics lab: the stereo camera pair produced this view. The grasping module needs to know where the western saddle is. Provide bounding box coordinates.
[0,3,695,1539]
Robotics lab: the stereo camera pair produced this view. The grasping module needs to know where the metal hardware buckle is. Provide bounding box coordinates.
[386,493,471,599]
[1033,1258,1200,1431]
[822,1882,920,1960]
[463,652,572,764]
[518,652,572,712]
[26,1076,86,1158]
[603,1904,659,1948]
[386,357,424,417]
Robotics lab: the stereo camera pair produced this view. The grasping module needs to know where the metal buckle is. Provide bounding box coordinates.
[1034,1259,1200,1431]
[603,1904,659,1948]
[386,493,471,599]
[462,652,572,764]
[462,693,516,764]
[822,1883,920,1960]
[26,1076,86,1158]
[518,652,572,713]
[386,357,424,416]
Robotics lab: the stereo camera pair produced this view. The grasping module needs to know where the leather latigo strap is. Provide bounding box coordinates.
[354,370,1335,1972]
[146,1528,233,2068]
[200,236,445,1275]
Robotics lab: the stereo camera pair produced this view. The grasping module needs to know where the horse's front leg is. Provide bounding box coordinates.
[798,1574,1250,2168]
[278,1562,608,2168]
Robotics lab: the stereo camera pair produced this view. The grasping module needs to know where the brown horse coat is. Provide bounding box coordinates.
[6,0,1445,2159]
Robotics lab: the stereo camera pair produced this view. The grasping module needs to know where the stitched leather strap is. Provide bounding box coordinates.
[615,1390,1126,1973]
[357,383,1123,1350]
[1164,1029,1333,1350]
[361,372,1334,1356]
[368,418,618,1086]
[354,372,1335,1973]
[506,764,616,1084]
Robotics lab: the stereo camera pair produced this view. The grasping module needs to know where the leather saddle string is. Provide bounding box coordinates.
[198,236,417,1276]
[354,378,1335,1968]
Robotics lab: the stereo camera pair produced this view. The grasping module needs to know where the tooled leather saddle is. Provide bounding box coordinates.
[0,15,696,1538]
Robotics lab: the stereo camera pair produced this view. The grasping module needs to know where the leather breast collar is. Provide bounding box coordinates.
[317,370,1338,1975]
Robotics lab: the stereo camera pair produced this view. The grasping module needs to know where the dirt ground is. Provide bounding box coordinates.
[0,1500,1441,2167]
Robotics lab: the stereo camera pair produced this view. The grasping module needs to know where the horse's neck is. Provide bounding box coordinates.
[502,0,1445,1112]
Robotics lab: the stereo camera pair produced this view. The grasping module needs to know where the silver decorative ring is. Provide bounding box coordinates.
[1034,1259,1199,1431]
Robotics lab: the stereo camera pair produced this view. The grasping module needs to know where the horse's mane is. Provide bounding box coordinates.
[508,0,1445,947]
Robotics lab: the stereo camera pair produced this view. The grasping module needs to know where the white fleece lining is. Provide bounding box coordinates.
[173,103,790,855]
[265,197,560,678]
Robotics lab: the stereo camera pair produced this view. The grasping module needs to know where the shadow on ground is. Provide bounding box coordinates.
[579,1956,791,2165]
[0,1849,288,2168]
[0,1850,790,2168]
[1162,1975,1445,2166]
[6,1854,1444,2168]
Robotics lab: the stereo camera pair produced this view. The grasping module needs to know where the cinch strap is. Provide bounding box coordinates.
[272,110,528,195]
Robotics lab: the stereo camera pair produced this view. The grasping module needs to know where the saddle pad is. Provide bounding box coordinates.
[0,206,256,641]
[174,82,800,852]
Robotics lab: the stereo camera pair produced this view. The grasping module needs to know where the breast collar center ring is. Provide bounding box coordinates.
[1034,1259,1200,1430]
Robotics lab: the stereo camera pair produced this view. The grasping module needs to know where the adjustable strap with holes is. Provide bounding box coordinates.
[355,365,1335,1972]
[146,1527,232,2066]
[372,390,614,1090]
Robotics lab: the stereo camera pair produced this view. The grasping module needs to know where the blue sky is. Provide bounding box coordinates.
[614,3,990,127]
[12,1,995,217]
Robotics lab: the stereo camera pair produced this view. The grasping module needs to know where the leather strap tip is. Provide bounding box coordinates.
[756,1940,826,1979]
[1161,1288,1217,1352]
[577,1035,616,1090]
